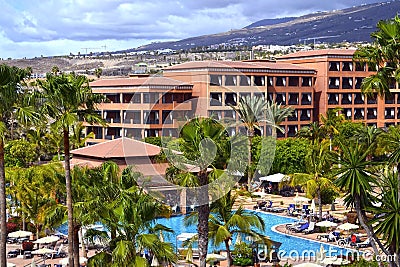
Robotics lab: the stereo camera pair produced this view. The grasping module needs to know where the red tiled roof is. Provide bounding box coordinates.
[71,137,161,158]
[90,76,192,87]
[277,49,357,59]
[164,60,314,72]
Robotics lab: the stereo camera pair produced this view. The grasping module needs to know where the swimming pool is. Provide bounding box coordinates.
[156,211,354,258]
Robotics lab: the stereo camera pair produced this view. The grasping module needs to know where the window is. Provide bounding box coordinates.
[300,109,311,121]
[276,93,286,105]
[329,62,340,71]
[267,93,274,102]
[208,110,222,120]
[328,94,339,105]
[354,93,364,104]
[385,108,395,119]
[267,77,274,86]
[341,94,352,105]
[343,108,352,119]
[288,93,299,105]
[123,111,141,124]
[143,93,160,104]
[301,93,312,105]
[342,77,353,89]
[288,76,299,87]
[288,110,298,121]
[301,77,312,87]
[239,92,250,100]
[225,75,237,86]
[254,92,265,100]
[225,93,237,106]
[342,62,353,71]
[104,110,121,123]
[329,77,340,89]
[162,93,174,103]
[386,94,395,104]
[275,77,286,87]
[224,110,236,120]
[287,125,298,137]
[105,127,121,139]
[125,129,142,140]
[210,75,222,86]
[367,108,377,119]
[87,126,102,139]
[144,111,159,124]
[354,108,365,120]
[239,75,251,86]
[367,63,377,71]
[162,110,173,124]
[105,94,120,103]
[254,76,265,86]
[122,93,134,103]
[210,93,222,106]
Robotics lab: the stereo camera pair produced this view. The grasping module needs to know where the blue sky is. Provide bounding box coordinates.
[0,0,387,59]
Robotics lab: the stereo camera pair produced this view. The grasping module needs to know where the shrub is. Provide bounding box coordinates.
[6,222,18,234]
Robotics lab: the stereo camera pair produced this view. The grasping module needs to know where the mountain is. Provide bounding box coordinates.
[244,17,297,29]
[133,1,400,52]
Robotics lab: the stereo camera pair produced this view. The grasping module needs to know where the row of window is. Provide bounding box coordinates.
[328,93,374,105]
[210,92,313,106]
[104,93,192,104]
[328,61,376,72]
[208,108,312,122]
[103,110,191,125]
[209,75,314,87]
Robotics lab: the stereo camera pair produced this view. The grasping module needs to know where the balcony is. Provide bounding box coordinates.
[327,94,339,105]
[288,93,299,105]
[354,94,365,105]
[301,94,312,105]
[367,109,377,120]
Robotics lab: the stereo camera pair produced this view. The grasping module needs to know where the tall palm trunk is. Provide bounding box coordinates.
[247,129,254,191]
[197,170,209,267]
[73,223,80,265]
[64,128,76,267]
[224,239,233,266]
[354,197,383,267]
[317,188,322,221]
[0,141,7,267]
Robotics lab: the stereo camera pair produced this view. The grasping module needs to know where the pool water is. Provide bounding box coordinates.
[156,211,354,257]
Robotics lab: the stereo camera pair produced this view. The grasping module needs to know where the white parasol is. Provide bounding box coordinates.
[316,221,338,228]
[33,235,60,244]
[151,255,159,266]
[337,223,359,231]
[293,193,310,203]
[8,230,32,238]
[31,248,57,255]
[206,253,226,263]
[60,256,87,265]
[310,199,316,213]
[7,263,16,267]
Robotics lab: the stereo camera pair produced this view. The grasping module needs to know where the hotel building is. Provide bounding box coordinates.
[87,49,396,143]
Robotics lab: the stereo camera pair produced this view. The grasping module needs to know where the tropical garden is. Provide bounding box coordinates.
[0,15,399,267]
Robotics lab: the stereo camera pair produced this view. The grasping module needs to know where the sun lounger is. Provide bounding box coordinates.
[356,238,371,248]
[303,222,315,234]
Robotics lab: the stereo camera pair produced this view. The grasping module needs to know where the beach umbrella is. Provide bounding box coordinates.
[159,231,164,242]
[337,223,358,231]
[293,193,310,203]
[151,255,159,266]
[8,230,33,238]
[294,263,323,267]
[236,233,242,244]
[32,248,57,265]
[7,263,16,267]
[33,235,60,244]
[316,221,338,228]
[206,253,226,264]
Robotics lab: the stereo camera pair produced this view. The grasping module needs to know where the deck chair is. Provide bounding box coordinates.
[303,221,315,234]
[357,238,371,248]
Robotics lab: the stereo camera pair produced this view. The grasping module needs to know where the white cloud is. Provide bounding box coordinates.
[0,0,386,58]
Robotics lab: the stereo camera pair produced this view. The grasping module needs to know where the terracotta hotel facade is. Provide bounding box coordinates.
[86,49,396,143]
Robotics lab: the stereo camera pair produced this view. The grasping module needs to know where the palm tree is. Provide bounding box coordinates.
[296,121,325,145]
[231,96,293,189]
[94,68,102,78]
[332,141,384,260]
[0,65,37,267]
[37,73,105,267]
[369,171,400,267]
[51,65,60,75]
[208,191,267,266]
[320,108,345,150]
[353,15,400,97]
[289,140,335,220]
[177,117,229,267]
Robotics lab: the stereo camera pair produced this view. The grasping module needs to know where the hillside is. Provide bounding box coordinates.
[133,1,399,51]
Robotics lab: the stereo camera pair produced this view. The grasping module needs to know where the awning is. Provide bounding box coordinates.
[259,173,288,183]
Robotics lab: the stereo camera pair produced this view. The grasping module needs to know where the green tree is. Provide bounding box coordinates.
[4,139,38,167]
[0,65,37,267]
[176,118,230,267]
[207,191,267,266]
[94,68,102,78]
[369,171,400,267]
[289,140,336,220]
[332,142,384,260]
[320,107,345,150]
[272,138,310,174]
[51,65,60,75]
[37,73,105,267]
[353,15,400,97]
